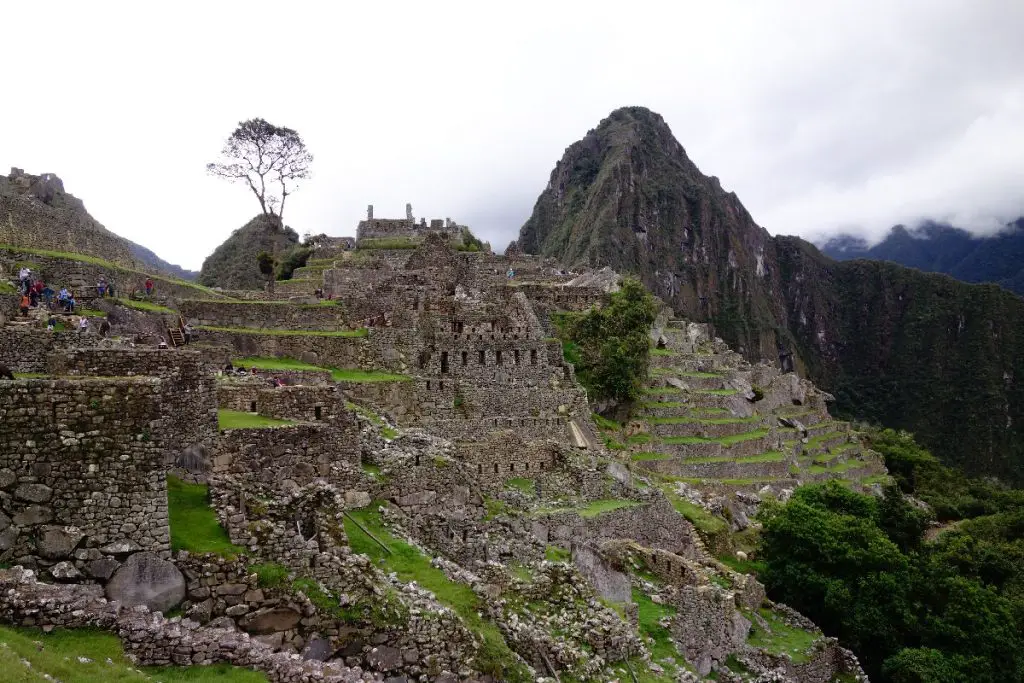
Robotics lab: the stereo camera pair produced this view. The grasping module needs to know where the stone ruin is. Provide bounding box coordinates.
[0,202,873,682]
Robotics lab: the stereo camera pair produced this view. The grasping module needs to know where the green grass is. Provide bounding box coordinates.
[696,388,739,396]
[664,493,729,534]
[0,280,16,294]
[631,451,673,462]
[199,325,367,337]
[505,477,535,496]
[356,237,420,250]
[0,626,268,682]
[77,307,107,318]
[248,562,289,588]
[167,476,242,557]
[718,553,766,575]
[676,371,723,378]
[650,348,676,356]
[642,401,686,409]
[217,409,295,430]
[642,386,680,395]
[626,433,653,445]
[576,499,642,518]
[591,413,622,431]
[647,415,760,425]
[343,504,530,681]
[329,368,410,382]
[0,244,228,299]
[684,451,786,465]
[662,428,769,447]
[232,356,408,383]
[746,608,818,663]
[545,545,571,563]
[632,589,685,675]
[114,297,178,314]
[360,463,382,479]
[13,372,48,379]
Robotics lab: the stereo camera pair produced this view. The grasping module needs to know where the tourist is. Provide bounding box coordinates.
[158,340,168,349]
[183,323,193,344]
[99,317,111,338]
[97,277,107,298]
[19,293,30,317]
[78,317,89,335]
[0,364,14,381]
[65,292,76,313]
[223,361,234,373]
[46,315,56,331]
[28,287,38,308]
[145,278,154,296]
[41,284,54,308]
[107,278,116,298]
[18,267,30,291]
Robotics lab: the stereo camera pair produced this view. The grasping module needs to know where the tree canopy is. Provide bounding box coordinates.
[207,118,312,220]
[556,278,658,404]
[757,434,1024,682]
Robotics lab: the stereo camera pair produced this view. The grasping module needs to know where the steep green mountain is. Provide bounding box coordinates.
[518,106,1024,481]
[198,214,299,289]
[822,219,1024,296]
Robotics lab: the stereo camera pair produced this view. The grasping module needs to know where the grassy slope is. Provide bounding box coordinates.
[166,476,242,556]
[233,356,410,382]
[343,505,530,682]
[0,626,266,682]
[199,326,367,337]
[217,410,295,430]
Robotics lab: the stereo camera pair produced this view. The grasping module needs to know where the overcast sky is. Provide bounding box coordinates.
[3,0,1022,270]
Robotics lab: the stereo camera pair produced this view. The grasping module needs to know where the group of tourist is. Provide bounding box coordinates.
[16,267,80,316]
[95,275,117,298]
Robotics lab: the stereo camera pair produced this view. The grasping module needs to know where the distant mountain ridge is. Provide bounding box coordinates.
[124,239,198,281]
[822,219,1024,295]
[516,106,1024,483]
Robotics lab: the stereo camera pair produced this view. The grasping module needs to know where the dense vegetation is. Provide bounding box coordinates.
[518,105,1024,482]
[198,214,299,289]
[555,278,657,403]
[758,430,1024,682]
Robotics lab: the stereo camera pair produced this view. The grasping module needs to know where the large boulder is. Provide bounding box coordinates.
[239,607,302,634]
[37,526,85,560]
[105,552,185,613]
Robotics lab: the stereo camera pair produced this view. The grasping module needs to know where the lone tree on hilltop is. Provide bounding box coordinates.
[207,118,313,220]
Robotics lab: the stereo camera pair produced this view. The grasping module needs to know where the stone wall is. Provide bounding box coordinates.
[51,347,219,460]
[214,424,360,486]
[0,378,171,570]
[0,566,376,682]
[180,300,347,331]
[196,329,380,369]
[0,327,76,371]
[218,383,349,422]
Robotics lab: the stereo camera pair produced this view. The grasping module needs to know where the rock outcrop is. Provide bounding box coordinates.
[518,106,1024,482]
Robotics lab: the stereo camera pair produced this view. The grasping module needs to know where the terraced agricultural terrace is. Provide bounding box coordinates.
[0,179,870,682]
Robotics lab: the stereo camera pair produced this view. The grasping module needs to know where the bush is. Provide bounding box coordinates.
[276,245,313,280]
[555,278,657,403]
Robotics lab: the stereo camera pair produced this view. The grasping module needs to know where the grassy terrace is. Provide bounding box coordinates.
[233,356,410,383]
[745,607,818,663]
[217,409,295,430]
[662,428,769,446]
[631,451,673,462]
[167,476,242,557]
[114,297,178,314]
[344,504,530,681]
[661,488,729,535]
[534,498,642,518]
[647,415,761,425]
[188,299,339,307]
[0,625,267,682]
[199,325,367,337]
[683,451,786,464]
[0,244,229,299]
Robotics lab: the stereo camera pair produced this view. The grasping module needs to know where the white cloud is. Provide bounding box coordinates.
[1,0,1021,267]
